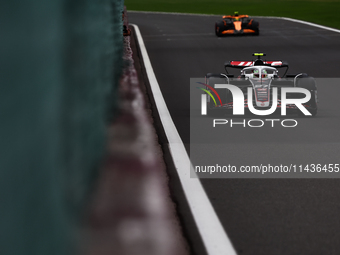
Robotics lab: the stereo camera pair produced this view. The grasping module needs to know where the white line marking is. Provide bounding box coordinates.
[128,10,220,17]
[132,23,237,255]
[282,17,340,34]
[255,16,340,34]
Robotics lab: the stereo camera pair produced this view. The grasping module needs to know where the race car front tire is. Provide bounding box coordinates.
[215,21,224,37]
[251,20,260,35]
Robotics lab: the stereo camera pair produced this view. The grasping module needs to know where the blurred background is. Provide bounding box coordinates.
[0,1,124,254]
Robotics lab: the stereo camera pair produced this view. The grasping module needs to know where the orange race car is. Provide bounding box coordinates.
[215,12,259,36]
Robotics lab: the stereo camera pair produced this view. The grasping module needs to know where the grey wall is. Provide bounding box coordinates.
[0,1,124,254]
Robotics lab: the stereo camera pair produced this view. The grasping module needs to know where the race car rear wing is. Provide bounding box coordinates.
[224,60,289,76]
[222,14,249,19]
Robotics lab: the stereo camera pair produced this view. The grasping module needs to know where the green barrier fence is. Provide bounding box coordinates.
[0,0,124,254]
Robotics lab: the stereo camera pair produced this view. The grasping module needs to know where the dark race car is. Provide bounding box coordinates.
[202,53,318,116]
[215,11,259,37]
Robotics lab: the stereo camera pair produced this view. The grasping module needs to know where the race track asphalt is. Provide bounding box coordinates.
[129,12,340,255]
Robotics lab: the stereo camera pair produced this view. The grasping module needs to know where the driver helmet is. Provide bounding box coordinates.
[234,11,239,21]
[252,69,260,78]
[261,69,268,78]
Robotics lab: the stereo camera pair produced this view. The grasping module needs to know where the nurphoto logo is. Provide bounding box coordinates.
[199,83,312,116]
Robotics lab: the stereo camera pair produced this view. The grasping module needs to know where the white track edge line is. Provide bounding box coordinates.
[131,23,237,255]
[128,10,220,16]
[129,11,340,34]
[279,17,340,34]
